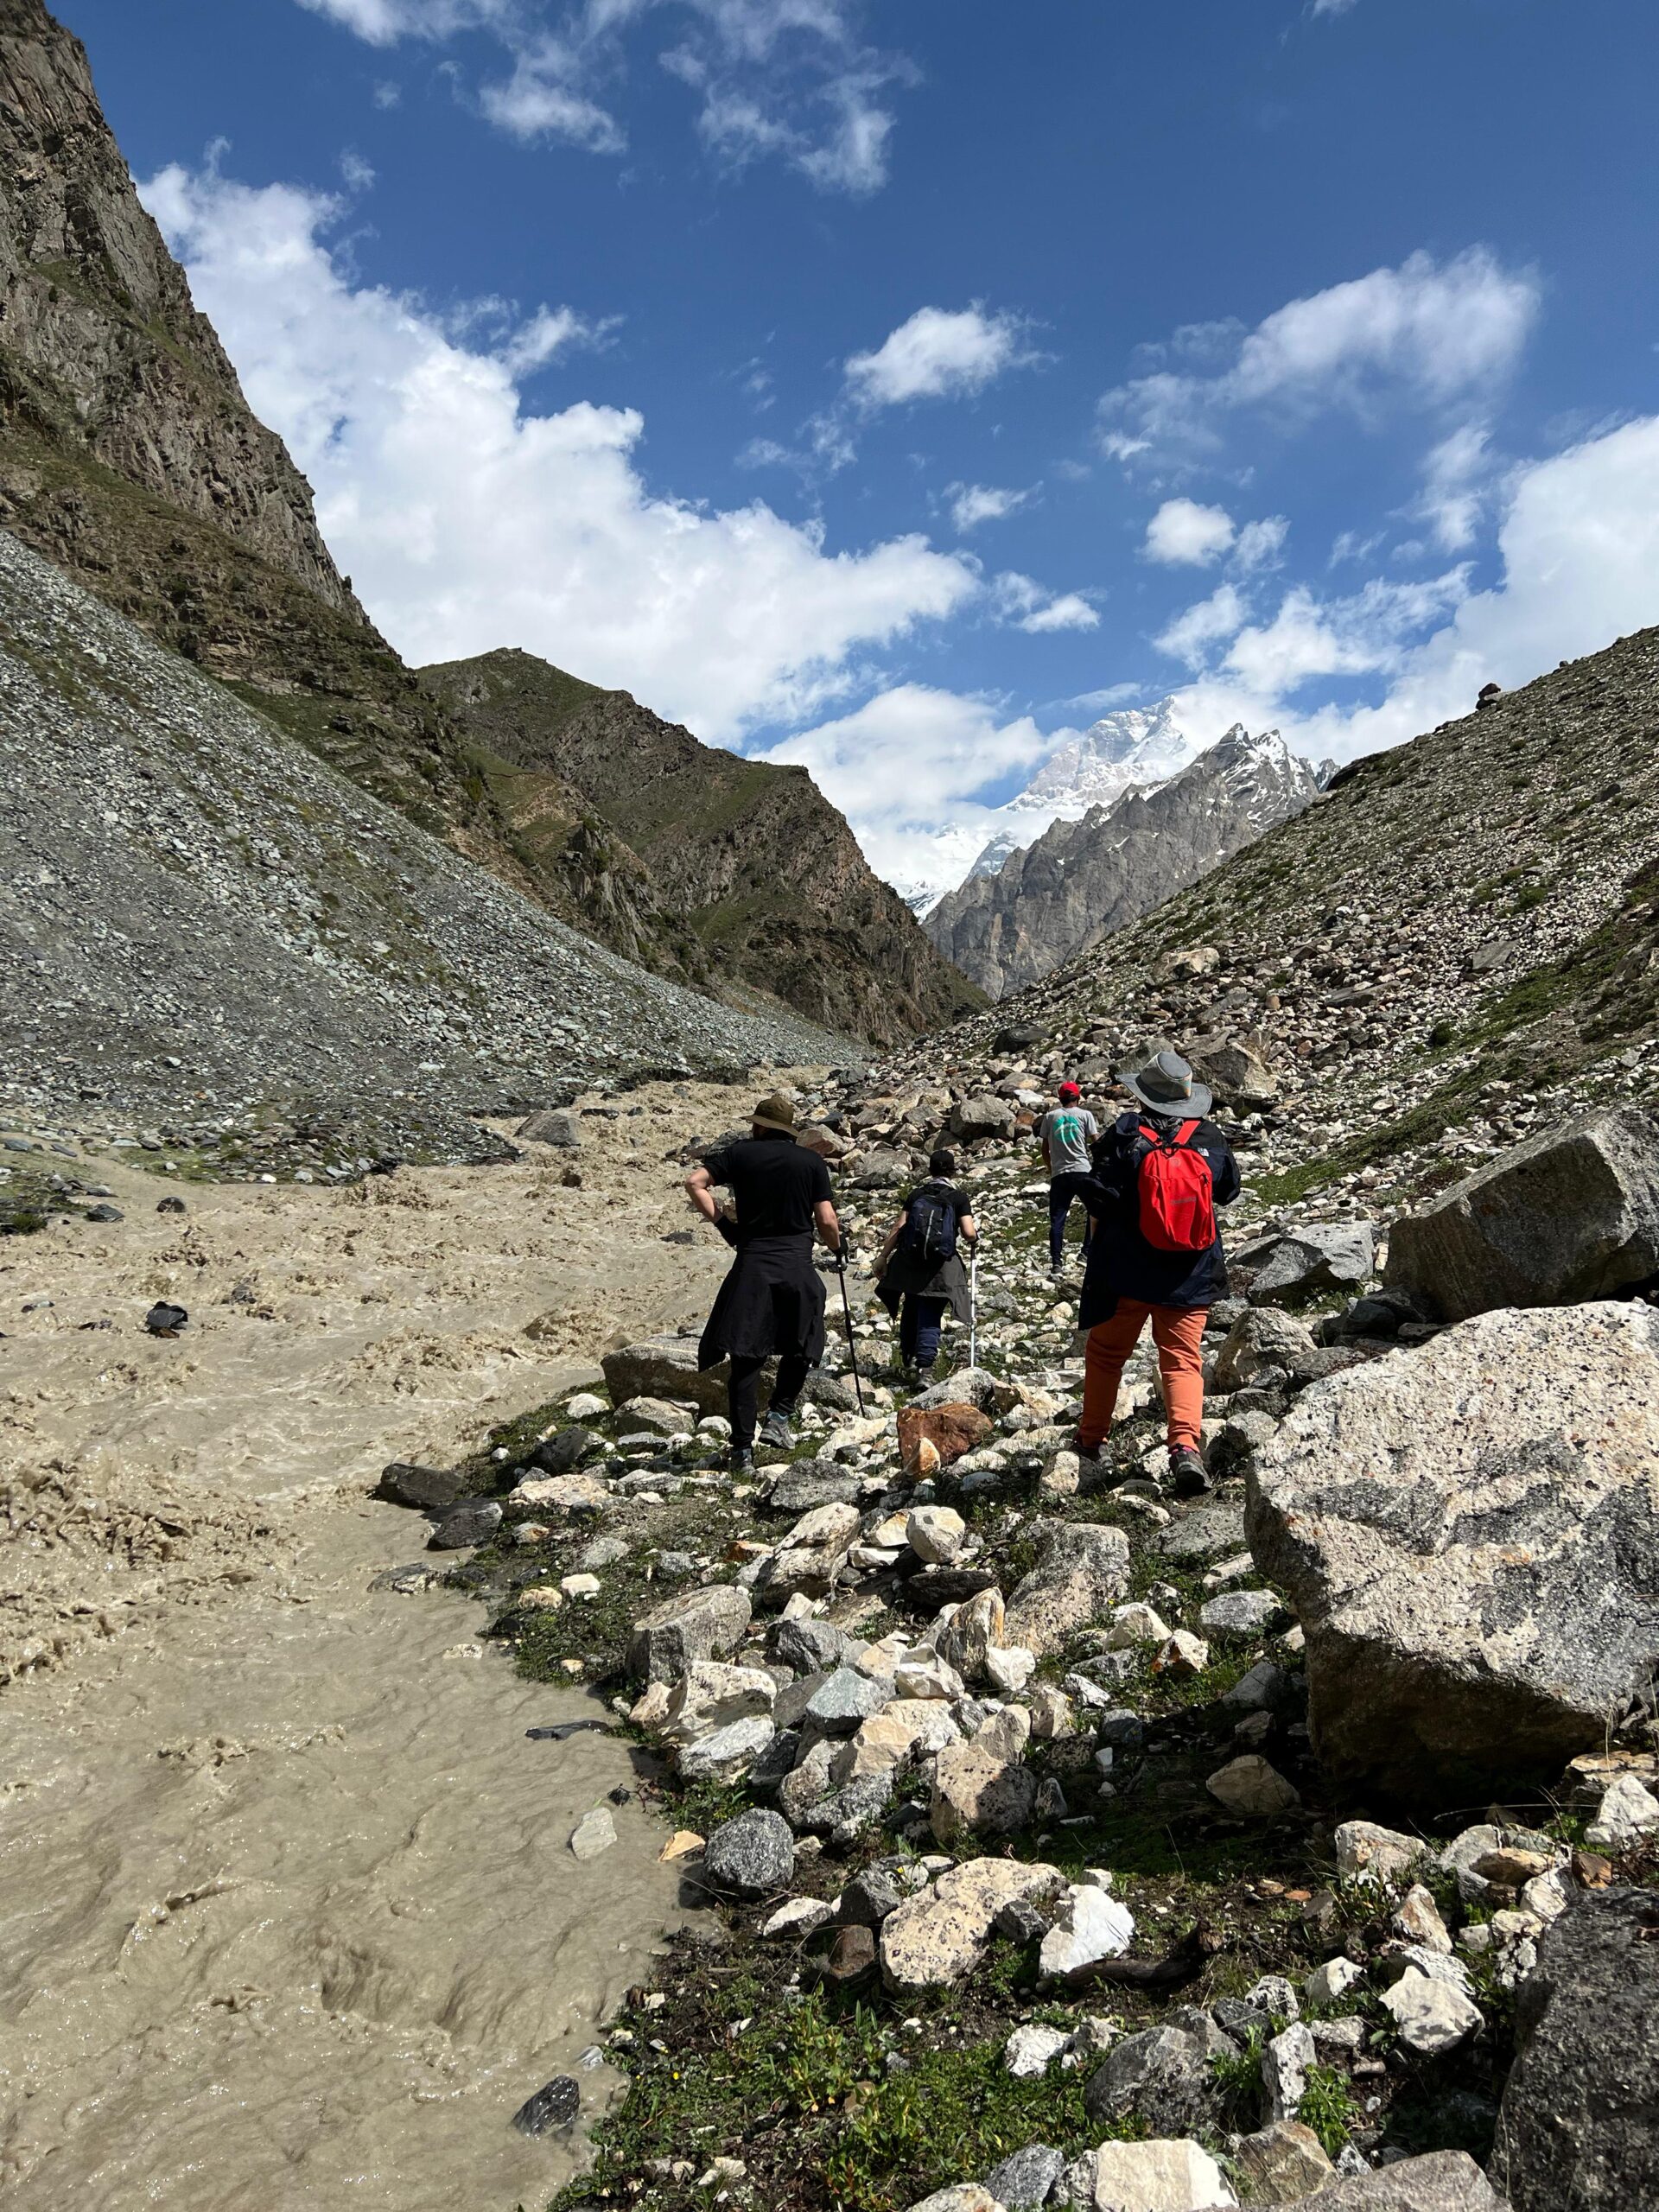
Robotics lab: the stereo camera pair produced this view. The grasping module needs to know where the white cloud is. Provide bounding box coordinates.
[1154,582,1247,668]
[991,573,1101,634]
[1415,420,1494,551]
[1020,592,1099,635]
[1160,414,1659,768]
[1101,249,1540,464]
[1143,497,1235,566]
[1311,0,1359,16]
[142,160,979,741]
[949,482,1033,533]
[296,0,905,194]
[1234,515,1288,570]
[845,304,1036,410]
[760,683,1065,885]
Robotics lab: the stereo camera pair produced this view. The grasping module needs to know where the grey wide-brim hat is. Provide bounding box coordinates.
[1119,1048,1212,1120]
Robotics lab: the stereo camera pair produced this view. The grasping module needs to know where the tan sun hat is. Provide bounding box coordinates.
[750,1091,798,1134]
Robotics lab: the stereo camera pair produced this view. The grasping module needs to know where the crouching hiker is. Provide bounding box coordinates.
[1072,1050,1238,1497]
[685,1091,842,1471]
[874,1148,978,1382]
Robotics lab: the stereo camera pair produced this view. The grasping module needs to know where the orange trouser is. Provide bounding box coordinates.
[1078,1300,1208,1452]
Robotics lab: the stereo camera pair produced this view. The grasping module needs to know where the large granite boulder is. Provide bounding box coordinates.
[1236,1223,1376,1305]
[1247,1304,1659,1799]
[1385,1108,1659,1321]
[1252,2154,1511,2209]
[626,1584,753,1682]
[603,1334,768,1417]
[1493,1887,1659,2211]
[1003,1521,1131,1656]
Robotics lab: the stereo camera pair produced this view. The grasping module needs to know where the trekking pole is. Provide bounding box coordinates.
[835,1250,866,1414]
[969,1247,979,1370]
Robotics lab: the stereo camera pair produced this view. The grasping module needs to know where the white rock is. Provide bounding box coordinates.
[907,1504,968,1565]
[1038,1883,1135,1979]
[1586,1771,1659,1848]
[1065,2137,1237,2209]
[1154,1630,1210,1676]
[1380,1968,1484,2054]
[1393,1885,1453,1954]
[569,1807,617,1860]
[1104,1601,1171,1648]
[566,1392,607,1420]
[561,1572,602,1599]
[1305,1956,1364,2006]
[1206,1755,1300,1816]
[983,1643,1038,1697]
[1335,1819,1427,1885]
[1004,2022,1071,2078]
[662,1659,776,1745]
[760,1896,835,1941]
[895,1651,968,1701]
[1262,2021,1316,2123]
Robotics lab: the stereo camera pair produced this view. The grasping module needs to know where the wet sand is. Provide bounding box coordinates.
[0,1075,787,2209]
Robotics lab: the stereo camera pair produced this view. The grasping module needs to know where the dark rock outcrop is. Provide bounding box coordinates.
[1385,1108,1659,1319]
[1493,1887,1659,2212]
[423,648,984,1045]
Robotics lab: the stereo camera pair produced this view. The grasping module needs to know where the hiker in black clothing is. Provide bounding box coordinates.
[686,1090,842,1470]
[874,1149,978,1381]
[1072,1049,1240,1497]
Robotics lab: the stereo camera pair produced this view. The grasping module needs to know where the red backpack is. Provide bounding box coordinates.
[1136,1120,1217,1252]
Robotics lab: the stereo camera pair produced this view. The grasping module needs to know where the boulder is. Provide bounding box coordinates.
[516,1107,582,1147]
[1198,1589,1286,1639]
[1252,2153,1512,2209]
[1238,1224,1376,1305]
[907,1504,968,1563]
[507,1471,613,1516]
[374,1460,468,1510]
[677,1714,775,1783]
[1038,1883,1136,1980]
[899,1402,995,1472]
[768,1616,860,1677]
[766,1459,862,1513]
[1212,1309,1319,1392]
[615,1395,694,1435]
[662,1659,776,1744]
[1247,1304,1659,1799]
[756,1502,861,1605]
[1384,1108,1659,1321]
[951,1093,1017,1141]
[1231,2121,1334,2203]
[1188,1036,1279,1113]
[603,1334,764,1417]
[911,1367,1022,1414]
[1381,1970,1484,2055]
[427,1498,501,1549]
[880,1858,1061,1994]
[930,1737,1038,1848]
[1004,1521,1131,1656]
[1493,1886,1659,2212]
[1084,2008,1236,2136]
[986,2145,1066,2210]
[699,1808,796,1899]
[528,1426,607,1473]
[933,1586,1007,1681]
[1207,1754,1300,1816]
[1062,2137,1237,2209]
[626,1583,752,1682]
[803,1664,893,1735]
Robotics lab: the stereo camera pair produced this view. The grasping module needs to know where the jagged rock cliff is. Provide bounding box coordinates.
[0,0,962,1042]
[423,649,986,1046]
[925,726,1325,998]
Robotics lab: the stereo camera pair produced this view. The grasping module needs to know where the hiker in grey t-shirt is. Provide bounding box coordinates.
[1039,1081,1101,1274]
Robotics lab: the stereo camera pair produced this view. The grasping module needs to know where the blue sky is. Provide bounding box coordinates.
[61,0,1659,889]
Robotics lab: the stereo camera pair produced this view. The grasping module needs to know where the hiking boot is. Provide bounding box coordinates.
[1168,1446,1212,1499]
[728,1446,756,1476]
[759,1407,793,1450]
[1070,1434,1103,1465]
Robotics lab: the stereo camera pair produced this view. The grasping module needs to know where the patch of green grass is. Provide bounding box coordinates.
[1299,2063,1362,2158]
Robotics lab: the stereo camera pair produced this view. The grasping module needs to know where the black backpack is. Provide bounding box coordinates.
[902,1180,958,1266]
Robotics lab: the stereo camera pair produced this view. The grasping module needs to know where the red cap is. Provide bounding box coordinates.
[1058,1081,1081,1102]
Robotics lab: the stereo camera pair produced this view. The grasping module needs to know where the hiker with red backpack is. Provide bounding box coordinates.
[874,1148,978,1383]
[1071,1049,1239,1497]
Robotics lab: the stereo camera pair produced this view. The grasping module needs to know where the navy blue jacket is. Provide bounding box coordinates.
[1076,1112,1240,1325]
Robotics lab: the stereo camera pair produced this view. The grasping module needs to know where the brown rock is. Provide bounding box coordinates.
[898,1403,994,1472]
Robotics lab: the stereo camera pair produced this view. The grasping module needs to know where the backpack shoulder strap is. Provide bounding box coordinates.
[1174,1119,1201,1147]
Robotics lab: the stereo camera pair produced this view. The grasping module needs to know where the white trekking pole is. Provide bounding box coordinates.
[969,1246,979,1370]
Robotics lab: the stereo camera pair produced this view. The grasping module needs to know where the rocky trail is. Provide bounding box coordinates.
[310,1055,1659,2212]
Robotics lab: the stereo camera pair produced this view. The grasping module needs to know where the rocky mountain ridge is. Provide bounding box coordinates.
[0,0,958,1043]
[925,727,1327,999]
[423,649,984,1046]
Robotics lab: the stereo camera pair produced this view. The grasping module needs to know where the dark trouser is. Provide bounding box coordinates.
[728,1351,810,1452]
[899,1294,948,1370]
[1049,1172,1095,1269]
